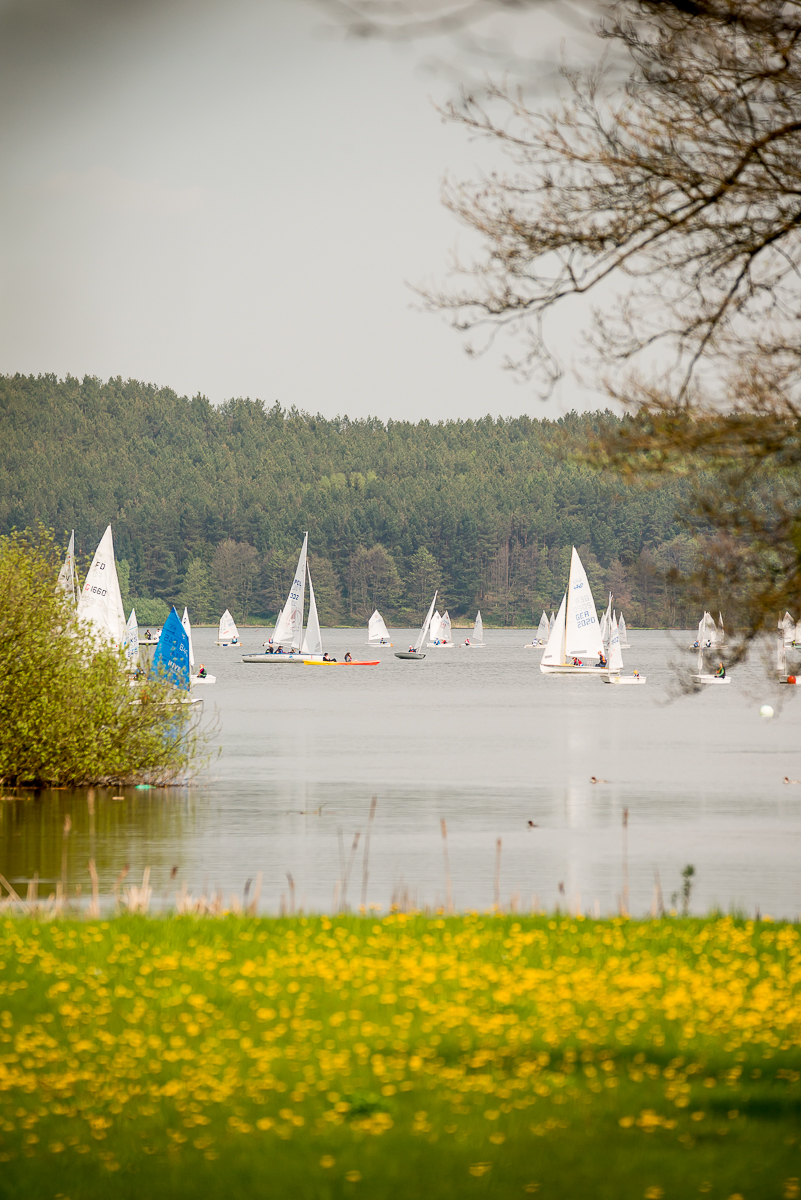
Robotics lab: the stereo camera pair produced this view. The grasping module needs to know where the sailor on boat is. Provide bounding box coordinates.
[344,652,352,662]
[572,657,583,667]
[716,661,726,678]
[597,652,607,668]
[197,664,207,679]
[692,638,700,649]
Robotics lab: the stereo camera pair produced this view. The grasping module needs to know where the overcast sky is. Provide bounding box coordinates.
[0,0,600,421]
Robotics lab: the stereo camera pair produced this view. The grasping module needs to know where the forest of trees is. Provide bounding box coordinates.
[0,373,710,627]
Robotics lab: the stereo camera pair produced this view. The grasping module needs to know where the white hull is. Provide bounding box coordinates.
[691,674,731,685]
[216,640,240,647]
[524,641,546,648]
[367,641,393,647]
[241,653,307,663]
[426,642,455,649]
[540,663,608,675]
[602,673,646,685]
[460,642,485,648]
[190,675,216,685]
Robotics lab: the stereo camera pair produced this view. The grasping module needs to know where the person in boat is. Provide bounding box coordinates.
[323,652,331,662]
[572,657,582,667]
[276,645,284,655]
[344,652,352,662]
[145,629,151,641]
[716,661,726,678]
[633,669,640,679]
[692,639,700,649]
[597,652,607,668]
[464,637,470,646]
[408,645,416,653]
[197,664,207,679]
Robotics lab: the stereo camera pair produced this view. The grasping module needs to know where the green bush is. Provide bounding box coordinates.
[0,529,200,786]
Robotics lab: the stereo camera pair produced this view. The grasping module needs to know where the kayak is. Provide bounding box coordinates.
[304,659,380,667]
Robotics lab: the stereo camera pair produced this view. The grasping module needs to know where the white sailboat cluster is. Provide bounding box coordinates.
[427,610,454,647]
[539,547,644,682]
[691,611,724,649]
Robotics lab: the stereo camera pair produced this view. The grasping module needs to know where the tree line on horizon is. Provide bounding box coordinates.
[0,373,721,628]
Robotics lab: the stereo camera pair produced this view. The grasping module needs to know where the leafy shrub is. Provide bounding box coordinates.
[0,529,200,786]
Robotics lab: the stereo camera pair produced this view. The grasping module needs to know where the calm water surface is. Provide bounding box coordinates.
[3,628,801,917]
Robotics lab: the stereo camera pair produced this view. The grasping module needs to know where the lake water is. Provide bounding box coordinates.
[2,628,801,919]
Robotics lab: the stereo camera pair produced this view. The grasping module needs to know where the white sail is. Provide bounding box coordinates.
[536,611,549,643]
[440,612,452,644]
[607,614,624,673]
[415,591,438,652]
[541,593,567,666]
[218,609,237,640]
[564,547,603,659]
[778,632,788,674]
[77,525,127,649]
[124,608,139,669]
[717,613,726,646]
[301,565,323,657]
[782,611,795,646]
[181,607,195,667]
[429,611,442,643]
[279,533,308,650]
[618,613,630,648]
[57,530,77,606]
[368,609,391,644]
[549,611,555,633]
[473,611,484,644]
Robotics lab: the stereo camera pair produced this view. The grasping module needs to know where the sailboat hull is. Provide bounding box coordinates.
[540,663,608,675]
[367,641,393,647]
[459,642,485,648]
[691,674,731,684]
[304,659,380,667]
[241,653,306,664]
[395,651,425,660]
[601,674,646,685]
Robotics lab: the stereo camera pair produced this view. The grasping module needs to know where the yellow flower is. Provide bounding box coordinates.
[345,1170,361,1182]
[469,1164,492,1177]
[320,1155,335,1168]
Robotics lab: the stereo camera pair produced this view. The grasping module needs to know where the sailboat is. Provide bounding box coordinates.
[525,611,550,648]
[57,530,78,606]
[149,606,201,703]
[305,566,379,666]
[428,610,454,647]
[242,534,308,663]
[395,592,437,660]
[76,525,127,650]
[781,612,796,647]
[618,612,630,649]
[689,611,717,650]
[601,614,646,684]
[216,609,240,646]
[691,639,731,685]
[124,609,140,673]
[461,611,484,647]
[540,548,606,674]
[367,609,392,647]
[183,607,215,685]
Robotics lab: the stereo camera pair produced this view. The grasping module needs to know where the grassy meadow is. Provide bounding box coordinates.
[0,913,798,1200]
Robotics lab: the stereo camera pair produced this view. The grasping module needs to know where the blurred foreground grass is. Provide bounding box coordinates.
[0,914,799,1199]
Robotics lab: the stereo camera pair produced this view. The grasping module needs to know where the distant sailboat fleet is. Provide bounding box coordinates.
[56,530,757,688]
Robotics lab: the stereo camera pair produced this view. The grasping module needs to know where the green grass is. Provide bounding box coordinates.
[0,913,798,1199]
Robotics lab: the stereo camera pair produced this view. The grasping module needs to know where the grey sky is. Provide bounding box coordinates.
[0,0,597,420]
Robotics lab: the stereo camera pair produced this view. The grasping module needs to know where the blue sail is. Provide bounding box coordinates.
[150,606,190,689]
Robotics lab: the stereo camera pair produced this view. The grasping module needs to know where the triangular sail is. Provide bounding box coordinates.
[278,533,308,650]
[218,609,238,641]
[415,591,438,652]
[564,547,603,658]
[607,614,624,673]
[618,614,629,647]
[181,607,195,667]
[151,606,190,689]
[473,611,484,644]
[782,612,795,646]
[57,531,77,606]
[301,566,323,657]
[778,632,788,674]
[440,612,452,643]
[536,612,549,642]
[429,611,442,642]
[717,613,725,646]
[368,609,390,643]
[77,524,126,649]
[124,608,139,669]
[549,612,555,633]
[541,593,567,666]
